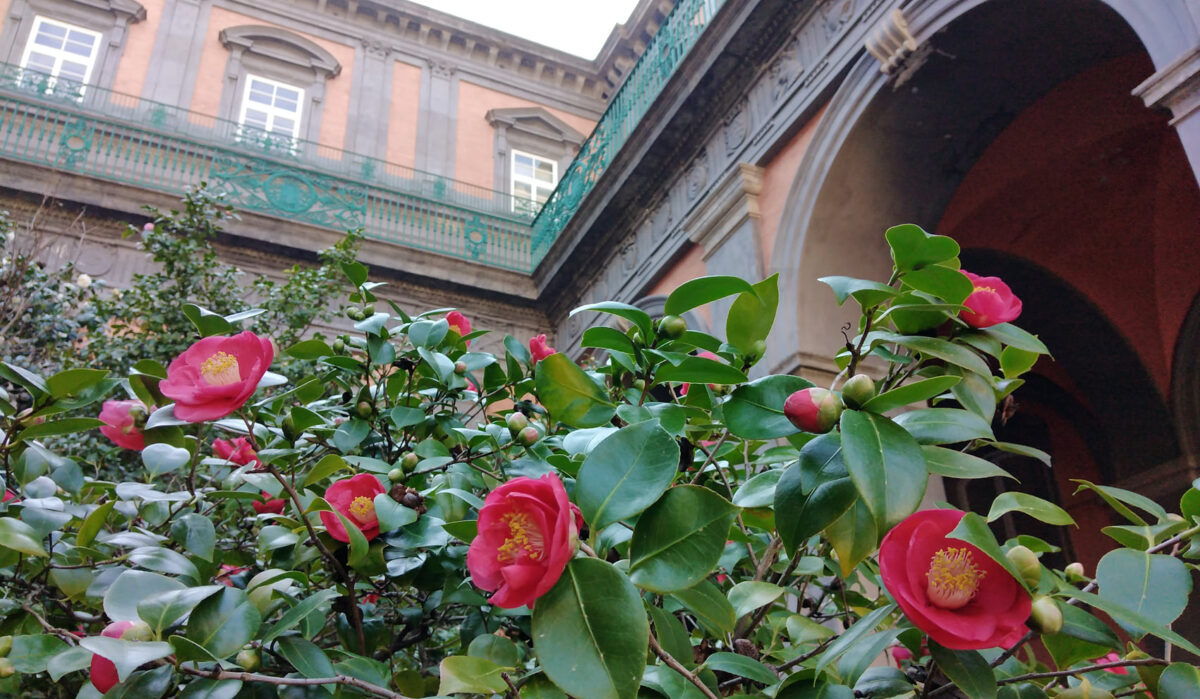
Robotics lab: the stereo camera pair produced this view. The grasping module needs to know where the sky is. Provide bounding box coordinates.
[411,0,644,59]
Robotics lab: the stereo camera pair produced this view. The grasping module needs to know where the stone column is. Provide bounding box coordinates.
[414,58,458,178]
[143,0,206,105]
[348,38,393,158]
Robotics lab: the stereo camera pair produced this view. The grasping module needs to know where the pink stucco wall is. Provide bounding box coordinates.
[110,0,164,97]
[758,106,824,271]
[386,59,422,171]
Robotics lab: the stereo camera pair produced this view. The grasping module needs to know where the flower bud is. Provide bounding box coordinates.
[332,338,346,354]
[1055,679,1114,699]
[783,388,843,433]
[400,452,420,473]
[518,426,540,446]
[0,636,11,656]
[345,305,365,321]
[0,657,13,678]
[388,468,406,483]
[355,401,373,419]
[121,620,154,642]
[281,413,301,443]
[236,648,261,672]
[362,303,375,316]
[506,412,529,435]
[840,374,877,409]
[658,315,687,340]
[1028,595,1063,635]
[745,340,767,364]
[454,361,467,375]
[1064,562,1086,583]
[1005,545,1042,587]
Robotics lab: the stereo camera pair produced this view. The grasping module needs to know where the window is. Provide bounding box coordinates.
[511,150,557,214]
[19,16,101,93]
[237,75,304,149]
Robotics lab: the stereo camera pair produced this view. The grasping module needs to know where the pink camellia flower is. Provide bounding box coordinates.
[90,620,151,693]
[2,490,19,504]
[159,331,275,422]
[252,493,286,515]
[446,311,472,345]
[215,564,249,587]
[783,387,843,434]
[890,645,913,664]
[466,473,580,609]
[680,351,722,396]
[529,334,555,364]
[1095,651,1129,674]
[319,473,386,543]
[959,271,1022,328]
[880,509,1032,650]
[213,437,261,468]
[98,399,147,451]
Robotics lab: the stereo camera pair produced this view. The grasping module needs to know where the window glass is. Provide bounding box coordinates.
[19,16,101,93]
[511,150,557,213]
[237,74,305,144]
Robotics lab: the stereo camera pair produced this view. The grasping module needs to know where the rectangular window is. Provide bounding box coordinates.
[237,75,305,149]
[511,150,557,215]
[19,16,101,95]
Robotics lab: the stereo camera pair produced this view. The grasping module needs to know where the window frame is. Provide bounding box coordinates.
[236,73,306,149]
[18,15,102,94]
[510,149,559,215]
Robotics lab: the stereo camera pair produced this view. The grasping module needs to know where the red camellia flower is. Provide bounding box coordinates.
[959,271,1022,328]
[98,399,147,451]
[252,493,286,515]
[2,490,19,504]
[880,509,1031,650]
[90,620,151,693]
[1095,651,1129,674]
[159,331,275,422]
[213,437,261,467]
[446,311,472,344]
[466,473,580,609]
[529,334,555,364]
[320,473,386,543]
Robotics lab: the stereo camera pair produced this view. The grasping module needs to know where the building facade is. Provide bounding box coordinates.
[2,0,1200,580]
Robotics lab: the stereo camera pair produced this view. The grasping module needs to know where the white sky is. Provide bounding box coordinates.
[411,0,643,59]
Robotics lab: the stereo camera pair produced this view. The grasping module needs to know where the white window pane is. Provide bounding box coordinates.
[243,111,269,129]
[275,97,298,112]
[33,32,63,50]
[37,22,66,40]
[514,182,532,198]
[25,53,54,71]
[272,117,295,134]
[58,61,88,82]
[64,39,94,57]
[514,161,532,179]
[276,87,300,102]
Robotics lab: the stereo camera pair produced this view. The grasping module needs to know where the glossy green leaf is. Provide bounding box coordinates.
[277,636,335,690]
[79,637,173,683]
[655,356,748,385]
[922,446,1014,480]
[893,408,995,445]
[928,641,997,699]
[727,581,784,620]
[178,679,243,699]
[671,580,736,635]
[302,454,349,488]
[703,652,777,684]
[950,367,997,421]
[571,301,654,344]
[774,432,856,551]
[786,614,835,645]
[185,587,262,660]
[137,586,222,637]
[46,645,92,681]
[374,492,419,533]
[818,276,898,308]
[902,266,972,304]
[646,605,693,669]
[815,603,895,673]
[533,558,649,699]
[8,635,67,673]
[838,628,904,687]
[182,303,233,337]
[438,655,509,695]
[129,545,200,582]
[468,634,519,668]
[725,374,812,439]
[732,469,782,508]
[582,326,638,356]
[170,513,215,561]
[77,500,115,548]
[986,492,1074,526]
[840,410,927,532]
[104,570,186,622]
[1042,604,1117,669]
[46,368,109,398]
[1000,346,1040,379]
[1066,588,1200,655]
[104,665,173,699]
[1096,548,1191,635]
[15,417,105,443]
[826,497,877,577]
[726,274,778,355]
[1072,479,1167,526]
[629,486,739,593]
[987,440,1052,466]
[885,224,960,271]
[877,333,992,378]
[776,680,855,699]
[980,323,1050,355]
[861,376,960,414]
[261,588,339,644]
[534,353,615,428]
[1158,663,1200,699]
[286,340,334,360]
[0,516,48,556]
[577,419,679,531]
[664,276,756,316]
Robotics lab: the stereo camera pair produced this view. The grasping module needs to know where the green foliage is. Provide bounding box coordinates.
[0,221,1196,699]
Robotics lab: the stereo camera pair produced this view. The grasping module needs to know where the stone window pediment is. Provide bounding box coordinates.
[219,25,341,79]
[487,106,585,205]
[487,106,584,148]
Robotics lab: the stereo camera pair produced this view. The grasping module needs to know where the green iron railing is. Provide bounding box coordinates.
[0,65,535,271]
[528,0,725,264]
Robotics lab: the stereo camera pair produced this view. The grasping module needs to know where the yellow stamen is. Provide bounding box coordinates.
[200,351,241,386]
[496,511,544,563]
[348,496,375,524]
[973,284,997,294]
[926,547,986,610]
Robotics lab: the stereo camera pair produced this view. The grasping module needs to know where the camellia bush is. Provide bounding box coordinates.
[0,224,1198,699]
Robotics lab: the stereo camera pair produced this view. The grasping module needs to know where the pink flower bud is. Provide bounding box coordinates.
[783,387,842,433]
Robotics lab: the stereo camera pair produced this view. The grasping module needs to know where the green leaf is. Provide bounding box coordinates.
[534,354,616,428]
[571,302,654,343]
[182,303,234,337]
[922,446,1014,480]
[946,513,1026,584]
[1000,346,1040,379]
[838,629,904,687]
[15,417,105,443]
[533,558,649,699]
[9,635,67,673]
[468,634,520,668]
[341,261,368,287]
[656,356,748,385]
[582,327,637,356]
[775,432,857,551]
[727,581,784,620]
[893,408,995,445]
[776,680,855,699]
[646,605,693,669]
[171,513,216,561]
[302,454,349,488]
[839,410,927,532]
[786,614,835,645]
[104,665,174,699]
[725,375,812,439]
[927,641,997,699]
[137,586,222,637]
[438,655,509,695]
[987,441,1051,466]
[671,579,736,635]
[629,486,739,593]
[826,498,877,577]
[732,469,782,508]
[664,276,756,316]
[261,588,340,644]
[374,493,418,533]
[815,603,895,673]
[185,587,262,660]
[886,224,960,271]
[949,367,997,422]
[861,376,961,414]
[1096,549,1191,635]
[1158,663,1200,699]
[902,266,973,304]
[286,340,334,360]
[1064,588,1200,656]
[277,636,335,690]
[986,492,1075,526]
[129,545,201,582]
[105,570,186,622]
[178,678,243,699]
[324,502,370,568]
[877,333,992,378]
[703,652,777,685]
[46,368,109,398]
[0,516,47,556]
[818,276,898,308]
[46,644,92,680]
[77,500,116,548]
[1072,479,1167,526]
[577,419,678,530]
[726,274,778,355]
[1043,604,1118,668]
[980,323,1049,355]
[79,637,173,683]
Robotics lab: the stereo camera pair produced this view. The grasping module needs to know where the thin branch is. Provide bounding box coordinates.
[174,663,410,699]
[648,632,719,699]
[997,657,1167,685]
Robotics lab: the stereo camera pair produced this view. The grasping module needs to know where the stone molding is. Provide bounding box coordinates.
[864,8,918,75]
[487,106,586,197]
[683,162,763,260]
[1133,46,1200,125]
[220,24,343,78]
